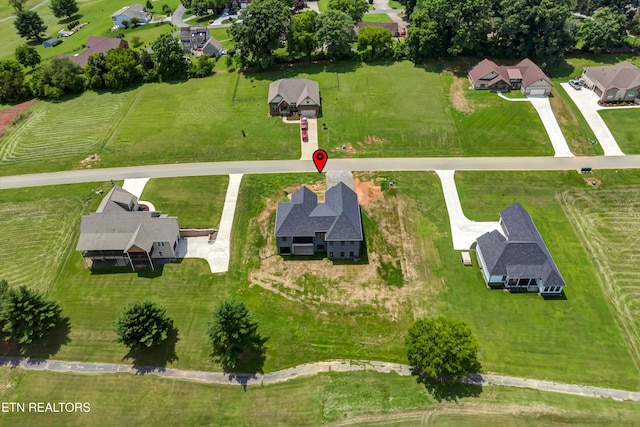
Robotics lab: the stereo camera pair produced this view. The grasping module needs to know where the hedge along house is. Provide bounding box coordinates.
[581,61,640,103]
[475,203,566,296]
[268,78,321,118]
[468,58,553,96]
[274,181,363,260]
[76,185,180,271]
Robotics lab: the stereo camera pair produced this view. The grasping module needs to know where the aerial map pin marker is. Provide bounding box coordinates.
[313,149,328,173]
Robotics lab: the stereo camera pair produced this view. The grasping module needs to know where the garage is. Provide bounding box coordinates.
[298,108,317,118]
[528,88,547,97]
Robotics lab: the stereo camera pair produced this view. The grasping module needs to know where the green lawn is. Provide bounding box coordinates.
[2,368,640,426]
[140,176,229,228]
[388,0,405,9]
[599,109,640,154]
[361,14,393,23]
[549,87,602,156]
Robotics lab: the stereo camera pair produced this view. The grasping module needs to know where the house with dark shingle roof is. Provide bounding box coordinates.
[475,203,566,295]
[581,61,640,103]
[76,185,180,271]
[274,182,362,259]
[60,36,129,68]
[180,26,224,57]
[468,58,553,96]
[268,78,321,117]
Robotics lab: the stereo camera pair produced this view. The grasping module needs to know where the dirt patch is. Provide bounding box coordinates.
[79,153,101,168]
[0,100,38,132]
[584,177,601,188]
[450,77,474,114]
[248,175,435,320]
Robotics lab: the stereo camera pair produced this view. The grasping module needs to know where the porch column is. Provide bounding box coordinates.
[125,252,135,271]
[146,251,154,271]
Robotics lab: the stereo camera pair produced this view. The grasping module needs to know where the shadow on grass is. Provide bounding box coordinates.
[0,317,72,359]
[124,327,179,371]
[413,369,484,402]
[245,60,362,82]
[221,334,269,390]
[89,264,164,278]
[542,291,568,301]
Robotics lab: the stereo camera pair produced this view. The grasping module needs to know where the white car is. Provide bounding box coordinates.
[569,79,581,90]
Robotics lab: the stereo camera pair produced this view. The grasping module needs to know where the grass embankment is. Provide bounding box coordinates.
[599,109,640,154]
[1,368,639,426]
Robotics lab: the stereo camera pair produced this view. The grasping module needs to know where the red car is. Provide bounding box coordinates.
[300,117,308,130]
[301,130,309,142]
[400,27,406,36]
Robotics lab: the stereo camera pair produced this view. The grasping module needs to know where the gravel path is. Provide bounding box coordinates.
[1,356,639,401]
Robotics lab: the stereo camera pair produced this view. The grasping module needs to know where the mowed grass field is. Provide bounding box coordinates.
[599,109,640,154]
[2,368,640,426]
[2,172,640,391]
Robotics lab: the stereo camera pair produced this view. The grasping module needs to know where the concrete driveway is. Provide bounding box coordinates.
[435,170,501,250]
[560,83,625,156]
[300,118,319,160]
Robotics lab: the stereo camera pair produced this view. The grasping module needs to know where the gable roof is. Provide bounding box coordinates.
[468,58,552,88]
[476,203,565,287]
[274,182,363,241]
[112,3,150,20]
[61,36,128,68]
[515,58,552,87]
[96,185,139,213]
[268,78,320,107]
[583,61,640,91]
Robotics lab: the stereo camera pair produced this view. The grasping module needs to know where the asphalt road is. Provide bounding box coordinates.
[2,156,640,190]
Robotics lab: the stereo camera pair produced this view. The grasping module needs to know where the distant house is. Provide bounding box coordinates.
[111,3,152,29]
[468,58,553,96]
[475,203,566,296]
[60,36,129,68]
[581,61,640,103]
[76,185,180,271]
[274,182,363,259]
[354,22,399,37]
[268,78,321,117]
[42,38,61,48]
[180,26,224,57]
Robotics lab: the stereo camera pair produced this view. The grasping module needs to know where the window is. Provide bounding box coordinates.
[341,241,345,246]
[281,237,286,242]
[340,252,345,257]
[501,276,507,282]
[159,252,163,257]
[329,252,333,257]
[280,247,291,254]
[349,251,354,257]
[317,245,325,250]
[555,287,560,292]
[157,242,165,247]
[329,241,333,246]
[315,232,325,238]
[544,286,549,292]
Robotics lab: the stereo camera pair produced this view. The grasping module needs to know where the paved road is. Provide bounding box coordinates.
[170,3,187,27]
[3,156,640,190]
[1,356,638,400]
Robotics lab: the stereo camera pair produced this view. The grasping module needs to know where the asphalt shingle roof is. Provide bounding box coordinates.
[268,78,320,107]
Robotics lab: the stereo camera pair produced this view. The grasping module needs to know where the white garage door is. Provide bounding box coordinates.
[529,88,546,97]
[299,109,316,118]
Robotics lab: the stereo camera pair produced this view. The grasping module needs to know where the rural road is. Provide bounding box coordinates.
[2,156,640,190]
[1,356,639,401]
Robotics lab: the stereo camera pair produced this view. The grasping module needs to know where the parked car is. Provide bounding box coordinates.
[301,130,309,142]
[400,27,406,36]
[300,118,308,130]
[569,79,581,90]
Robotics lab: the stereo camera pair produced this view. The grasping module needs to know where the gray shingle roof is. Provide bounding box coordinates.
[584,61,640,91]
[268,79,320,107]
[476,203,565,288]
[274,182,363,241]
[96,185,138,213]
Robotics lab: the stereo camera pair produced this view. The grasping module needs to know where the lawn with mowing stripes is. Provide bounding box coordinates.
[598,109,640,154]
[0,90,138,174]
[2,368,640,426]
[361,14,393,23]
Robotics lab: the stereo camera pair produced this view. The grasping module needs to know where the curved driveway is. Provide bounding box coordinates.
[171,3,188,27]
[2,156,640,190]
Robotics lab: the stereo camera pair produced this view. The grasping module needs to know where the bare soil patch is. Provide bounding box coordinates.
[0,100,38,132]
[248,175,434,320]
[450,77,474,114]
[79,153,101,168]
[583,176,601,188]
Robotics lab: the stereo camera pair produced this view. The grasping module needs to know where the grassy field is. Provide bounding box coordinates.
[140,176,229,228]
[1,368,640,426]
[599,109,640,154]
[0,0,181,62]
[361,14,392,23]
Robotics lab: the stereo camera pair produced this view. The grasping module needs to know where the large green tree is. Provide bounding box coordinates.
[14,44,41,68]
[495,0,573,66]
[328,0,368,23]
[577,7,627,53]
[206,300,263,369]
[13,10,47,41]
[405,316,479,382]
[151,33,188,80]
[103,48,142,89]
[407,0,493,60]
[84,53,107,88]
[50,0,79,20]
[30,57,84,99]
[316,10,356,60]
[289,10,318,60]
[357,26,394,58]
[0,284,63,352]
[229,0,291,69]
[8,0,26,12]
[113,301,174,350]
[0,59,28,104]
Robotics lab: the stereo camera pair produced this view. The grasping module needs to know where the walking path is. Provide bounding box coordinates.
[560,83,626,156]
[435,170,500,250]
[1,356,638,401]
[497,92,574,157]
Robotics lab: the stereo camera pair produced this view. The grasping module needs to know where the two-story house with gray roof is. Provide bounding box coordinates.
[76,185,180,271]
[274,182,362,259]
[475,203,566,295]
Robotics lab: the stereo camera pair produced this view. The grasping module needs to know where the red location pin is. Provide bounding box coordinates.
[312,149,328,173]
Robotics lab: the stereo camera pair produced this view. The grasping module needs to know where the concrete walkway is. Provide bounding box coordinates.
[497,92,574,157]
[1,356,638,401]
[560,83,626,157]
[306,0,320,12]
[176,174,242,273]
[435,170,501,250]
[123,178,156,211]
